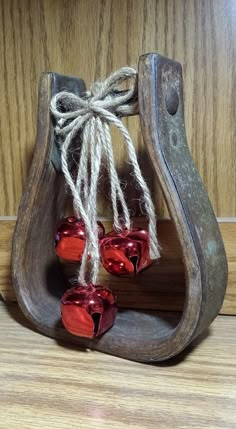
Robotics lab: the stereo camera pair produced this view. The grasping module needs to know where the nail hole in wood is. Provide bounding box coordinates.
[165,87,179,115]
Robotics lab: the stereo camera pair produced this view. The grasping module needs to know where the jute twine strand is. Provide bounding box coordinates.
[51,67,160,286]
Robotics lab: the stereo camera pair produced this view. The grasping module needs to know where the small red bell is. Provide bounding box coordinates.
[61,284,117,338]
[55,217,105,262]
[100,228,153,276]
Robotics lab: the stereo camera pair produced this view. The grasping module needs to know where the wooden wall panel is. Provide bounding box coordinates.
[0,2,236,313]
[0,0,236,217]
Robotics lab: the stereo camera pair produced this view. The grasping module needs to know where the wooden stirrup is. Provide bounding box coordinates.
[12,53,227,362]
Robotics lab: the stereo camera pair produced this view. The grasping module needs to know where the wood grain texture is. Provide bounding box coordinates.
[0,220,15,301]
[0,302,235,429]
[1,219,236,314]
[0,0,236,217]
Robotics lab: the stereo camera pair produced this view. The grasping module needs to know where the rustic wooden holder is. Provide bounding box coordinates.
[12,53,227,362]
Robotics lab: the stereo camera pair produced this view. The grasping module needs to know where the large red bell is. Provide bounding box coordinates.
[100,228,153,276]
[61,284,117,338]
[55,217,105,262]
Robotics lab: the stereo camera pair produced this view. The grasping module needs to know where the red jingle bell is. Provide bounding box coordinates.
[100,228,153,276]
[61,284,117,338]
[55,217,105,262]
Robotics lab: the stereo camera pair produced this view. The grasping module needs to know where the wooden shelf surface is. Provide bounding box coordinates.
[0,302,235,429]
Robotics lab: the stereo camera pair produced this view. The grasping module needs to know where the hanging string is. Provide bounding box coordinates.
[51,67,160,286]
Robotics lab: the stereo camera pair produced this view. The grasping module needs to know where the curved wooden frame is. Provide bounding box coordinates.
[11,53,227,362]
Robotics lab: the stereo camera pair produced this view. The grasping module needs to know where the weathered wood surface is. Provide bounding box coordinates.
[0,302,236,429]
[138,53,227,343]
[0,0,236,218]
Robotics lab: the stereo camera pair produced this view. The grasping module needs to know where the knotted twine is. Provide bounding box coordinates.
[51,67,160,286]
